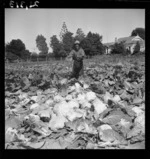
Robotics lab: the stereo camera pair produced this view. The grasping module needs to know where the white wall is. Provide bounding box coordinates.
[130,44,136,54]
[132,35,143,42]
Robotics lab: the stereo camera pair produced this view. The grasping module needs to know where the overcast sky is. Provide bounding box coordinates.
[5,9,145,53]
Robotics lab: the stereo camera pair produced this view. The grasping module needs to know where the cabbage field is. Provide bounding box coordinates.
[5,54,145,149]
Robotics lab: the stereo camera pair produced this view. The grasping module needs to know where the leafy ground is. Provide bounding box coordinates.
[5,54,145,149]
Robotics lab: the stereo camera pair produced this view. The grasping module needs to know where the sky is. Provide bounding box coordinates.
[5,9,145,53]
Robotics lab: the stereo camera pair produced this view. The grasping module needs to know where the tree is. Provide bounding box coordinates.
[36,35,49,55]
[5,39,26,58]
[62,31,74,55]
[81,32,103,56]
[131,28,145,40]
[50,35,63,58]
[20,49,31,60]
[59,22,68,41]
[81,32,93,57]
[81,38,92,57]
[74,28,85,42]
[90,33,103,55]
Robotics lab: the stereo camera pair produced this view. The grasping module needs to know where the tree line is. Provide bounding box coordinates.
[5,23,145,62]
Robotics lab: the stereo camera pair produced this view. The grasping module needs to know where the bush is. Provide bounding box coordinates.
[5,52,20,62]
[111,42,126,54]
[58,49,67,58]
[5,39,26,58]
[133,41,140,54]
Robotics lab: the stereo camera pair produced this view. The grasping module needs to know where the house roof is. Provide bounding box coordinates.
[118,35,145,43]
[117,36,135,44]
[104,35,145,48]
[103,42,115,47]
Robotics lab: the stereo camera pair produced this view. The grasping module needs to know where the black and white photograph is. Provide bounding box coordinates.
[5,8,145,149]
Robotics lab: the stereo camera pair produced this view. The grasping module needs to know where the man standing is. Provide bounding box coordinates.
[66,40,85,79]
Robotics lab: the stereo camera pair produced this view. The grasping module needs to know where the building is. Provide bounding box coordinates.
[103,42,114,54]
[103,35,145,54]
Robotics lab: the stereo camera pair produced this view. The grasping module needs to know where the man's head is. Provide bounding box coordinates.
[74,40,80,50]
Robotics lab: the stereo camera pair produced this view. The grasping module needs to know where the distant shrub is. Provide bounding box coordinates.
[58,49,67,58]
[133,41,140,54]
[5,52,19,62]
[111,42,127,54]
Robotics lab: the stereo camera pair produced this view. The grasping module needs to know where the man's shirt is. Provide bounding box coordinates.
[68,48,85,61]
